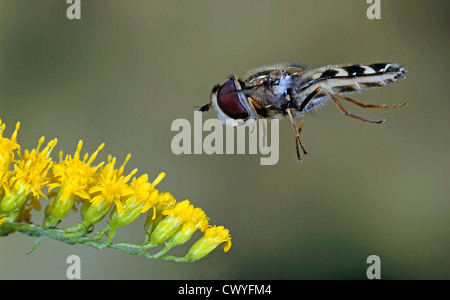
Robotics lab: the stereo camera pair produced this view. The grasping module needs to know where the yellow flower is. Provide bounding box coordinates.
[0,119,232,262]
[44,140,105,227]
[68,154,137,231]
[97,173,165,248]
[88,154,136,214]
[0,137,56,221]
[166,206,210,248]
[9,137,57,199]
[0,120,20,166]
[149,199,209,245]
[132,172,165,214]
[144,191,176,240]
[184,225,232,261]
[109,172,164,228]
[49,140,105,201]
[0,120,20,195]
[164,202,209,232]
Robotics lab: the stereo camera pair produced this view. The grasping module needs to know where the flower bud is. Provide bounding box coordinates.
[80,199,113,229]
[184,226,231,261]
[149,214,183,245]
[166,207,209,248]
[109,197,144,228]
[167,226,198,248]
[109,174,162,229]
[149,200,209,246]
[43,187,77,227]
[144,192,175,240]
[0,187,29,223]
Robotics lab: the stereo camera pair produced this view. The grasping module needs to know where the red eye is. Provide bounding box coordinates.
[217,79,249,119]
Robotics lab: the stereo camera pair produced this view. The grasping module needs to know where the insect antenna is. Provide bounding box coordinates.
[196,104,211,112]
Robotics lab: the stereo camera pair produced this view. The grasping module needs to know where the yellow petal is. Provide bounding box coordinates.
[75,190,91,200]
[115,199,124,214]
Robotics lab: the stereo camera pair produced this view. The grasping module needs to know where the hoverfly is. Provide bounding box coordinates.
[199,62,407,161]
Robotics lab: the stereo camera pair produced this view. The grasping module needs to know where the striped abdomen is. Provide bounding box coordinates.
[299,63,406,95]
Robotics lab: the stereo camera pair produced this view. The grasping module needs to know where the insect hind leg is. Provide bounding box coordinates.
[334,94,408,109]
[311,86,386,124]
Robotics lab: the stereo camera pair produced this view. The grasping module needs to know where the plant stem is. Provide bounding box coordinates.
[0,222,188,262]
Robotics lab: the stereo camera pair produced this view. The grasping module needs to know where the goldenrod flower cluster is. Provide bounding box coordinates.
[0,120,231,262]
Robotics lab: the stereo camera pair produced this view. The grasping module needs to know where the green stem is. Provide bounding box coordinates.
[0,222,189,262]
[160,255,191,263]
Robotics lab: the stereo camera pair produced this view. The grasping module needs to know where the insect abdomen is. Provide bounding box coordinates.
[302,63,406,94]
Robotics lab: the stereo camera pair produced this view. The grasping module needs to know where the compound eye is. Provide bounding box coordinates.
[216,79,249,120]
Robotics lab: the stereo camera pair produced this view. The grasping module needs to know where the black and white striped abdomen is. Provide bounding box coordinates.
[300,63,406,95]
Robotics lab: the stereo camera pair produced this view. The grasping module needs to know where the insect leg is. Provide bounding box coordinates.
[300,86,385,123]
[286,109,307,162]
[297,119,307,155]
[318,87,386,124]
[334,94,408,109]
[299,86,322,111]
[246,97,259,134]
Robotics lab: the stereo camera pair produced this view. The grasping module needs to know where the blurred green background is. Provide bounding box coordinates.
[0,0,449,279]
